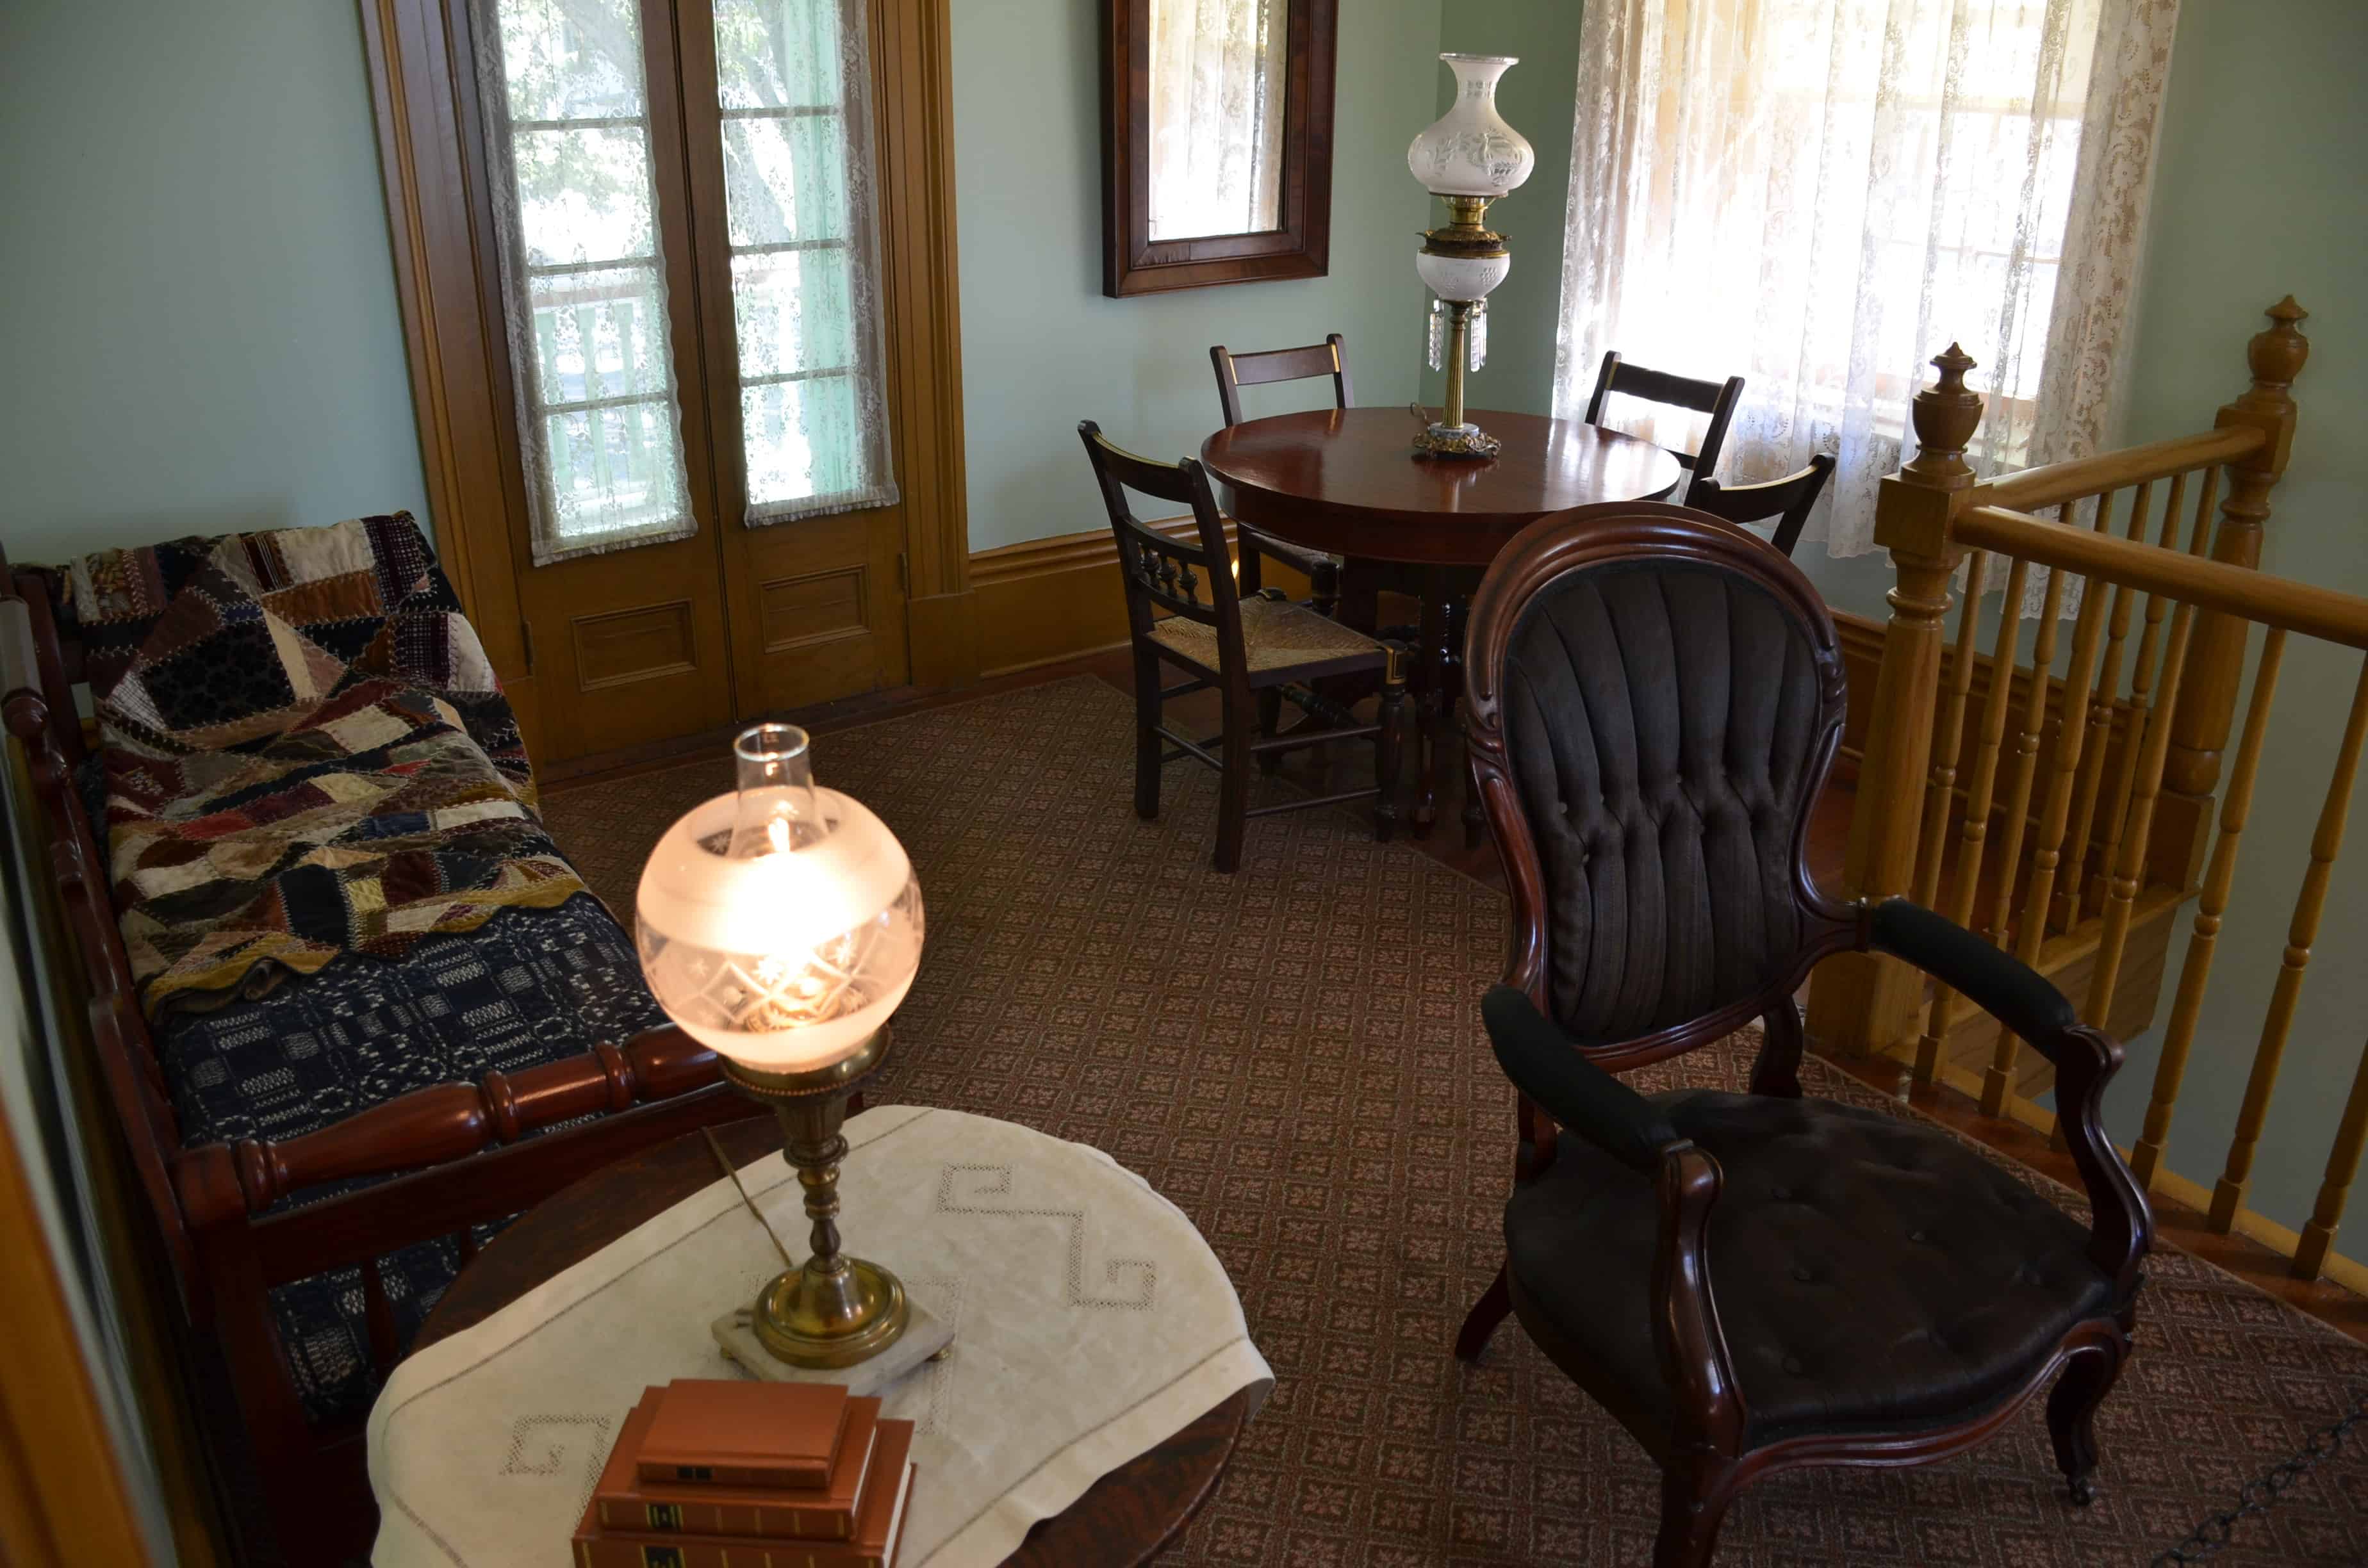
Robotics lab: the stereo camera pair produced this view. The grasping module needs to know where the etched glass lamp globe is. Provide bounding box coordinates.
[1406,53,1534,459]
[634,723,926,1368]
[636,723,923,1074]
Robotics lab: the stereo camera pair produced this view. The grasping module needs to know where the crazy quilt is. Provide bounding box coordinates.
[64,514,591,1016]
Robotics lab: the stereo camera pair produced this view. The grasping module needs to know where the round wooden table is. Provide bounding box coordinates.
[414,1116,1251,1568]
[1202,406,1684,837]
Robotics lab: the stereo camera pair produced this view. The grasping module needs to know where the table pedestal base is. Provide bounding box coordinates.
[1342,562,1486,849]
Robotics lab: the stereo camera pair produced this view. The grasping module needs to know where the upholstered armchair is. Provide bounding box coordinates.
[1451,504,2153,1568]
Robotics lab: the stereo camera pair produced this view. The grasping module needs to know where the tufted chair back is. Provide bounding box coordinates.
[1464,504,1854,1070]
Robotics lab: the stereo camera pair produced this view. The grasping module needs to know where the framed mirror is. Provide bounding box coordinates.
[1101,0,1337,297]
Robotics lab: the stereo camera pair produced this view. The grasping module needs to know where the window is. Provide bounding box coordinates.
[472,0,896,565]
[1552,0,2178,560]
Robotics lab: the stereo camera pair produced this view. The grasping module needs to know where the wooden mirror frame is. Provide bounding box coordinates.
[1101,0,1337,298]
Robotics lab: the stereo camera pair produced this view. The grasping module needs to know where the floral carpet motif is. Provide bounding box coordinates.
[543,675,2368,1567]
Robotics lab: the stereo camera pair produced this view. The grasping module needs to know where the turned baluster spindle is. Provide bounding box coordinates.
[2054,482,2150,932]
[1911,550,1988,913]
[2084,601,2199,1025]
[2131,629,2284,1189]
[2297,1037,2368,1281]
[1912,555,2029,1086]
[1982,558,2109,1117]
[2089,470,2212,924]
[2208,655,2368,1234]
[1978,535,2071,952]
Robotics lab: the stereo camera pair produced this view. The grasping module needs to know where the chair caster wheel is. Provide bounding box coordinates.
[2068,1476,2098,1507]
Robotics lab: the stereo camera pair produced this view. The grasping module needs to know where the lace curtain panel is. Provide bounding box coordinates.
[1552,0,2182,584]
[472,0,898,564]
[1146,0,1289,239]
[473,0,697,566]
[713,0,900,526]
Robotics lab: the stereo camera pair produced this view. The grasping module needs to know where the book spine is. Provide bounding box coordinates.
[633,1461,830,1489]
[595,1498,853,1542]
[575,1533,881,1568]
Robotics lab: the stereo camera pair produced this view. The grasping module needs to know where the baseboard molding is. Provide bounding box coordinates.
[969,518,1310,680]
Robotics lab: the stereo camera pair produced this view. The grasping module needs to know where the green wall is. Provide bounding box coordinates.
[2094,0,2368,1237]
[949,0,1439,552]
[0,1,431,568]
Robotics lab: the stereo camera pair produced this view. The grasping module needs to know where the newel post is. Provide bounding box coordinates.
[2164,298,2310,801]
[1805,346,1980,1058]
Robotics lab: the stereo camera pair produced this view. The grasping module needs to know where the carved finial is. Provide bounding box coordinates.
[2246,296,2310,392]
[1903,344,1983,485]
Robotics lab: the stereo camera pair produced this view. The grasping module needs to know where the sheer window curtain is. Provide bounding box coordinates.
[1147,0,1288,240]
[1552,0,2180,595]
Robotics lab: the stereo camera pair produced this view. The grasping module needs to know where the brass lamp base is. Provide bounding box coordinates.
[721,1032,910,1369]
[1412,421,1501,459]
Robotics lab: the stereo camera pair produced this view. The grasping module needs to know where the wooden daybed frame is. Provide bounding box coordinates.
[0,547,755,1562]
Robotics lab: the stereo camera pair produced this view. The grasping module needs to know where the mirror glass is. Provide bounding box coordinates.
[1145,0,1290,240]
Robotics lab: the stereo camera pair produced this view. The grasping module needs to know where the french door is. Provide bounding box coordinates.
[393,0,931,765]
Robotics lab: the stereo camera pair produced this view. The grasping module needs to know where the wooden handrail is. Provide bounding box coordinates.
[1955,503,2368,651]
[1982,426,2263,510]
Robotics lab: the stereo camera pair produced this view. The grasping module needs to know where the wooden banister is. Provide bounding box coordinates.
[1954,505,2368,651]
[1982,427,2263,511]
[175,1024,721,1225]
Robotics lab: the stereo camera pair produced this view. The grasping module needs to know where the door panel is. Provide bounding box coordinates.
[726,507,909,712]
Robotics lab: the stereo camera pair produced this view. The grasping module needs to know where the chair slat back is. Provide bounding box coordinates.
[1210,334,1353,427]
[1078,422,1243,648]
[1687,455,1837,559]
[1583,351,1746,477]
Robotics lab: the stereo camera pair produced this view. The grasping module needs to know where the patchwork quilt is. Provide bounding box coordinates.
[58,514,590,1016]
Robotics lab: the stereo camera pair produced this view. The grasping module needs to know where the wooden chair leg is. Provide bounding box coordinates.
[1376,655,1408,842]
[2048,1328,2128,1505]
[1454,1261,1511,1361]
[1310,555,1340,619]
[1256,688,1283,774]
[1213,682,1252,873]
[1133,644,1162,822]
[1654,1462,1737,1568]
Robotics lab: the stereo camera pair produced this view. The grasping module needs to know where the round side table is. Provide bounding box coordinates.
[411,1115,1250,1567]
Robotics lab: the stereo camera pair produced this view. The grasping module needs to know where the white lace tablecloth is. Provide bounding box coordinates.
[368,1105,1272,1566]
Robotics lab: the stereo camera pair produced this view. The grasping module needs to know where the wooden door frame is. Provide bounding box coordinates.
[359,0,978,763]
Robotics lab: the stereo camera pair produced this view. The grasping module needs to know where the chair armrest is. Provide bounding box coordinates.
[1862,899,2151,1294]
[1481,986,1680,1174]
[1866,899,2075,1053]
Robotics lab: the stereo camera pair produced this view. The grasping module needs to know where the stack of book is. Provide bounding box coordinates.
[571,1380,915,1568]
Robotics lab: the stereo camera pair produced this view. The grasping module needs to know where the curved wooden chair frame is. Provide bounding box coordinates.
[1451,503,2153,1567]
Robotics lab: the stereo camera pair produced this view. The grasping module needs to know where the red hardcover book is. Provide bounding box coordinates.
[598,1392,882,1541]
[573,1422,915,1568]
[635,1380,852,1489]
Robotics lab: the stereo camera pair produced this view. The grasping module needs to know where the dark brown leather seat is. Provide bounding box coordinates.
[1507,1093,2113,1446]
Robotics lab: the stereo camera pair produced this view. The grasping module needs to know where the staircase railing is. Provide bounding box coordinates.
[1807,299,2368,1285]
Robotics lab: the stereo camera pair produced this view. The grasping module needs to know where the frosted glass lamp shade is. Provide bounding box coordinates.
[1406,54,1533,199]
[636,727,923,1070]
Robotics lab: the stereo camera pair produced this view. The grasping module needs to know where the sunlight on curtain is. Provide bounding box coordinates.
[473,0,696,565]
[712,0,900,526]
[1553,0,2180,578]
[1146,0,1289,240]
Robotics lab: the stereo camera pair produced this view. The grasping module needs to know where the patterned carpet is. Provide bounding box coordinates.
[541,676,2368,1567]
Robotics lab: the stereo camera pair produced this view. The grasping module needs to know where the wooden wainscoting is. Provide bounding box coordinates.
[970,520,1313,680]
